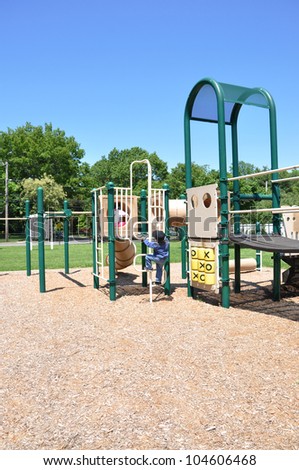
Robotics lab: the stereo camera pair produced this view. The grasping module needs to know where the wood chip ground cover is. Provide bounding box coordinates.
[1,265,298,449]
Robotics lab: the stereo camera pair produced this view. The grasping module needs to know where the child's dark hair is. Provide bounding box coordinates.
[152,230,165,244]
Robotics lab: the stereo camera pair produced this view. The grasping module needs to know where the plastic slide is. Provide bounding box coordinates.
[109,199,186,271]
[114,239,136,270]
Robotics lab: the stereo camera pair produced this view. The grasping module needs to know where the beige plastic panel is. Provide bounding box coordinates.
[99,195,138,238]
[187,184,219,239]
[282,206,299,240]
[168,199,186,227]
[151,197,186,228]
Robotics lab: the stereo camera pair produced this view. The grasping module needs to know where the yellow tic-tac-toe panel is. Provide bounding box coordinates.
[191,259,198,270]
[190,245,217,288]
[205,273,216,285]
[204,261,215,273]
[197,260,205,272]
[202,248,215,261]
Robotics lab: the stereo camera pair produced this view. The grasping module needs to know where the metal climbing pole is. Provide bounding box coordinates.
[163,183,170,296]
[107,181,116,301]
[37,187,46,293]
[25,199,31,277]
[91,188,99,289]
[140,189,148,288]
[63,200,70,275]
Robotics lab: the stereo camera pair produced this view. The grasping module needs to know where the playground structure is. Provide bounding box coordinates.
[12,78,298,308]
[25,189,73,291]
[183,77,299,308]
[25,189,92,292]
[91,159,186,302]
[22,161,187,302]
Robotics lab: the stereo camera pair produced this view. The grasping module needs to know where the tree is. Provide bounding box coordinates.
[20,174,66,213]
[0,122,85,198]
[90,147,168,193]
[278,169,299,206]
[166,163,220,198]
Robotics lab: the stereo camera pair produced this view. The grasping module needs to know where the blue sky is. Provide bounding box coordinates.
[0,0,298,172]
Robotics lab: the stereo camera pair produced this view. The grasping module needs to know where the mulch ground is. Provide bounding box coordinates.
[1,264,298,450]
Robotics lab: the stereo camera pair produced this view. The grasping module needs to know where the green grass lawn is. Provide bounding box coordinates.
[0,239,285,272]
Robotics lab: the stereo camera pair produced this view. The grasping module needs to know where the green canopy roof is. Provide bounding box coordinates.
[187,78,274,125]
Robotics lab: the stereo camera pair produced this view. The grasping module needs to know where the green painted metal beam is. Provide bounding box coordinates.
[163,184,170,296]
[25,200,31,277]
[63,200,70,274]
[107,182,116,301]
[179,194,187,280]
[91,189,99,289]
[37,187,46,293]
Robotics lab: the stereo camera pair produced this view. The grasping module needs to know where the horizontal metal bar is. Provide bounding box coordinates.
[91,186,106,192]
[271,175,299,184]
[227,164,299,181]
[92,272,109,282]
[238,193,273,201]
[71,211,92,215]
[0,217,26,220]
[230,207,299,215]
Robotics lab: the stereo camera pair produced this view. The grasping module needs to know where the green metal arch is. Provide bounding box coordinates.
[184,77,279,187]
[184,77,280,309]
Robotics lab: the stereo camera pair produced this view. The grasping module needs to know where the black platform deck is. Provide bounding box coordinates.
[229,233,299,253]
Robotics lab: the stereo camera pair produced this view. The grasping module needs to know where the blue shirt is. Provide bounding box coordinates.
[144,237,169,259]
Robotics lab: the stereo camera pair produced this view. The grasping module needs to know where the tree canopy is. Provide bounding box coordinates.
[20,174,66,213]
[0,123,85,197]
[166,163,220,198]
[90,147,168,193]
[0,122,298,225]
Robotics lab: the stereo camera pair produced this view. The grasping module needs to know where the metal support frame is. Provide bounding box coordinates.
[140,189,148,287]
[163,183,170,296]
[37,187,46,293]
[107,182,116,301]
[91,189,99,289]
[29,188,72,293]
[25,200,31,276]
[184,77,286,307]
[63,200,70,274]
[91,159,170,303]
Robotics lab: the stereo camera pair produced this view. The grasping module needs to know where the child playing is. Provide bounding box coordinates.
[143,230,169,285]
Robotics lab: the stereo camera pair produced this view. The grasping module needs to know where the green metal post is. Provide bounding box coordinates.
[231,117,241,293]
[91,189,99,289]
[256,222,261,270]
[217,90,230,308]
[25,200,31,276]
[184,107,192,295]
[184,81,203,190]
[179,194,187,279]
[107,182,116,301]
[184,116,192,189]
[163,184,170,296]
[37,187,46,293]
[140,189,148,287]
[63,200,69,274]
[239,193,272,201]
[268,91,280,301]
